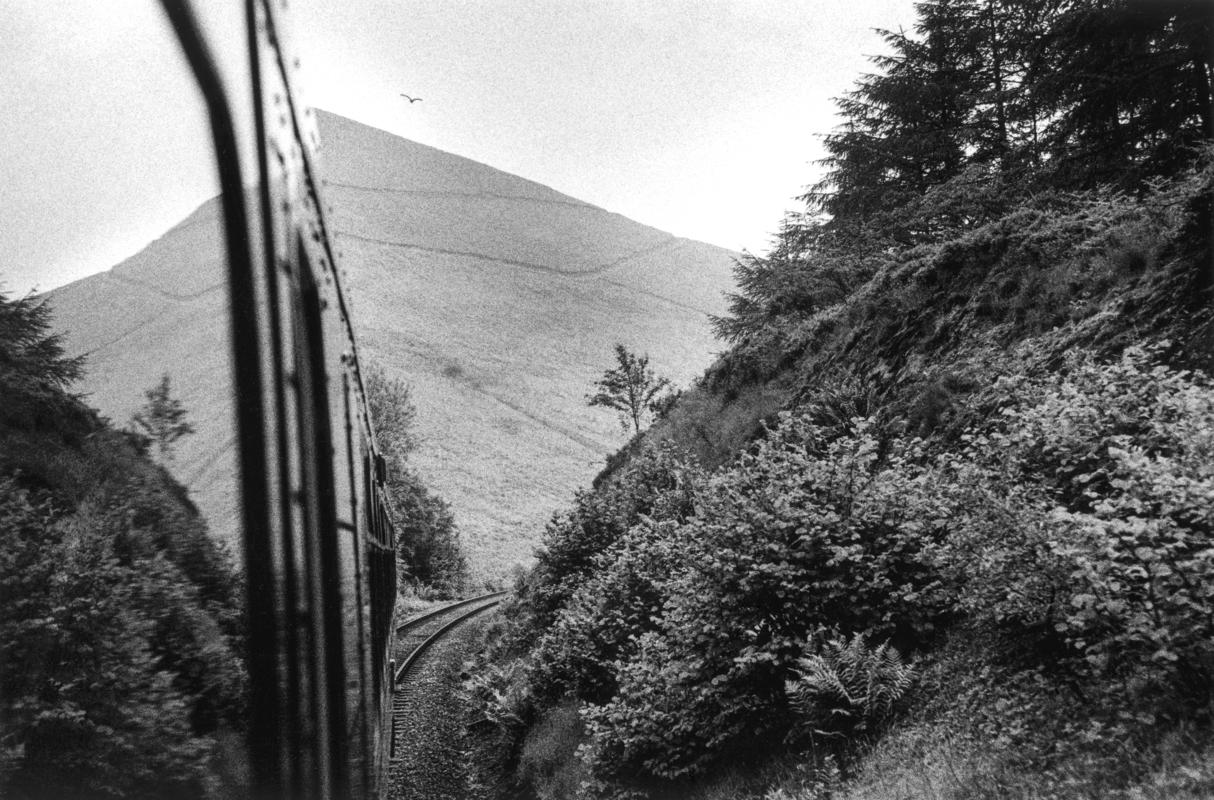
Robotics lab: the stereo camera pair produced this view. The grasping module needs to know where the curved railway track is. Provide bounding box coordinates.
[391,592,506,687]
[389,591,505,796]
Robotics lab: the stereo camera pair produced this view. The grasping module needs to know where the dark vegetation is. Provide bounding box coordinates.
[0,298,468,798]
[469,1,1214,797]
[365,366,468,598]
[0,291,247,799]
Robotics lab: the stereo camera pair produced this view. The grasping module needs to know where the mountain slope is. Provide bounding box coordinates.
[48,111,738,581]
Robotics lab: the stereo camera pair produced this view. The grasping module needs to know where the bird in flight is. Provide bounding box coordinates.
[400,93,422,103]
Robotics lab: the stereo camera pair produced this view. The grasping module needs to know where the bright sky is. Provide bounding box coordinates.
[2,1,917,297]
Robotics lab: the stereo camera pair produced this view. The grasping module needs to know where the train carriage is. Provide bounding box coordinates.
[161,1,398,797]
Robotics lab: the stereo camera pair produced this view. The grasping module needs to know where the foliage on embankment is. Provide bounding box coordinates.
[0,291,247,800]
[469,0,1214,795]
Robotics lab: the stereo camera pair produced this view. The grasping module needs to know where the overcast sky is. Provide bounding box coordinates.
[2,1,917,297]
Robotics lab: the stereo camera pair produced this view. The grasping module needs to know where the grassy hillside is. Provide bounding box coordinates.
[466,2,1214,797]
[318,111,738,582]
[48,112,738,583]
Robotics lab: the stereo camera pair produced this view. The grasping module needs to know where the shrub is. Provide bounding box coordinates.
[577,416,953,783]
[464,659,536,736]
[391,470,467,598]
[530,518,690,705]
[0,482,221,800]
[0,291,247,798]
[502,327,1214,797]
[527,444,699,631]
[949,346,1214,704]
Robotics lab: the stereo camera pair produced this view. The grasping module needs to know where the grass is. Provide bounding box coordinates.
[519,703,590,800]
[751,631,1214,800]
[508,629,1214,800]
[756,723,1214,800]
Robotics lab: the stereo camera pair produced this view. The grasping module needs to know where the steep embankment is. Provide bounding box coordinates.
[459,2,1214,796]
[48,111,738,581]
[472,158,1214,800]
[463,104,1214,800]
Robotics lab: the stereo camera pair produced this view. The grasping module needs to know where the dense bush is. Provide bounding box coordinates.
[525,444,699,629]
[484,343,1214,797]
[529,517,692,706]
[0,460,248,800]
[947,347,1214,703]
[471,2,1214,794]
[477,155,1213,795]
[576,418,954,783]
[1,483,219,800]
[390,470,467,597]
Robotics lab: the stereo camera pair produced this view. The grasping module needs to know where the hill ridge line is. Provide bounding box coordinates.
[105,270,224,302]
[596,276,717,317]
[62,272,222,362]
[334,232,679,277]
[182,434,236,486]
[472,384,612,454]
[315,109,592,208]
[362,333,614,454]
[324,180,599,211]
[79,309,172,360]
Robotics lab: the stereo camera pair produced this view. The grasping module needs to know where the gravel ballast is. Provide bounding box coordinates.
[388,608,495,800]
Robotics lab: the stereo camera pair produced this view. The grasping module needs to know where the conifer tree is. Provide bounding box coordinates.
[1030,0,1213,188]
[807,0,1212,240]
[0,291,84,391]
[0,290,87,430]
[130,374,195,461]
[810,2,974,239]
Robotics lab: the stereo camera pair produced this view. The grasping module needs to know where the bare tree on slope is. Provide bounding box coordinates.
[587,344,673,436]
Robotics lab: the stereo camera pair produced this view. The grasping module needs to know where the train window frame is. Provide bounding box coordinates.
[288,230,350,798]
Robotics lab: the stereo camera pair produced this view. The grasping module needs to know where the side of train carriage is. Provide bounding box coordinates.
[162,1,398,797]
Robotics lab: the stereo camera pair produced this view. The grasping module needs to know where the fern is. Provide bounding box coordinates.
[463,661,534,732]
[786,633,914,741]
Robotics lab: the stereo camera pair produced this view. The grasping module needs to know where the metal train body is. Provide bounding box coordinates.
[162,1,397,797]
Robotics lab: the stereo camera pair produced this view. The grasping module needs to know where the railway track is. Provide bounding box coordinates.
[389,592,505,774]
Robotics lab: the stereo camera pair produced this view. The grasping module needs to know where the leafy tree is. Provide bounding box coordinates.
[364,365,418,465]
[587,344,673,436]
[364,365,466,597]
[390,474,466,597]
[130,374,195,461]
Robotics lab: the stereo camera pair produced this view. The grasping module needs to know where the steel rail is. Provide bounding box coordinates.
[394,591,506,638]
[393,594,504,684]
[388,593,504,760]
